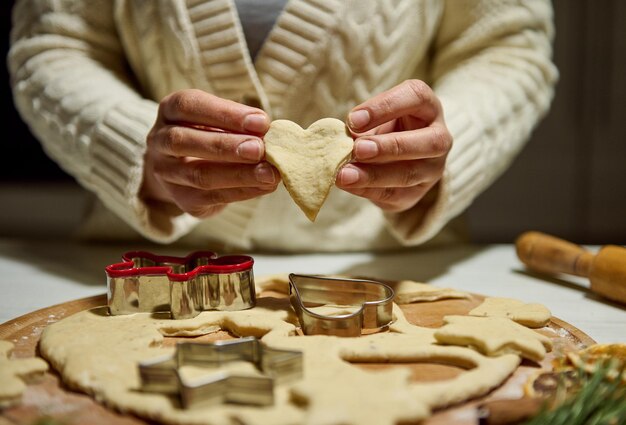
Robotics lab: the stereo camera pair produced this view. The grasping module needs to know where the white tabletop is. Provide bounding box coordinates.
[0,238,624,343]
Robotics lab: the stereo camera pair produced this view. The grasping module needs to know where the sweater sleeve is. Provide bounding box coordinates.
[384,0,558,244]
[8,0,200,243]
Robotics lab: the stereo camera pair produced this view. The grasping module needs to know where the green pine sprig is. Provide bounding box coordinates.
[523,361,626,425]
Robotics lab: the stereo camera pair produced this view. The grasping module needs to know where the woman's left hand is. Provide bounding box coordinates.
[336,79,452,213]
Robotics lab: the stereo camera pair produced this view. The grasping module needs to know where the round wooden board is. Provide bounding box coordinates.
[0,292,595,425]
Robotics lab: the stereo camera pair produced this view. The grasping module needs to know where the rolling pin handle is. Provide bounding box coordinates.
[517,231,626,306]
[515,231,593,278]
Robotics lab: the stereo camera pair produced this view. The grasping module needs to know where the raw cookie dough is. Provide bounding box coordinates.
[434,315,553,362]
[255,273,291,294]
[391,280,470,304]
[0,340,48,408]
[40,299,522,425]
[40,299,300,425]
[469,297,551,328]
[264,118,353,221]
[264,331,520,425]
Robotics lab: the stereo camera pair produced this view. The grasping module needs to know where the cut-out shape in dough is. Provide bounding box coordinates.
[434,315,553,362]
[469,297,551,328]
[40,299,521,425]
[0,340,48,408]
[264,118,354,221]
[277,334,518,425]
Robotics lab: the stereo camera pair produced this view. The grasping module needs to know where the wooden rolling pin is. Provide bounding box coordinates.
[516,231,626,305]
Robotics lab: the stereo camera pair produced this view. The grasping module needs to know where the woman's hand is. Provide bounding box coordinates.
[336,80,452,213]
[141,89,280,218]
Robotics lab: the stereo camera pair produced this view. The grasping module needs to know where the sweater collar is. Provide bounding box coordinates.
[184,0,345,119]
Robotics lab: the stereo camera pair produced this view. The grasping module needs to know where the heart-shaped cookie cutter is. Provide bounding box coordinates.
[139,336,302,408]
[106,251,255,319]
[288,274,395,337]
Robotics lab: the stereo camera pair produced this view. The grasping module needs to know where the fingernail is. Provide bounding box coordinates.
[237,140,262,161]
[243,114,269,133]
[255,163,276,184]
[348,110,370,129]
[339,167,359,185]
[355,140,378,159]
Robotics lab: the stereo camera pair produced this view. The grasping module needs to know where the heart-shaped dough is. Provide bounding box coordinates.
[264,118,354,221]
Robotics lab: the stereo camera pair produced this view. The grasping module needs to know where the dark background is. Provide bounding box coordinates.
[2,1,69,181]
[2,0,625,243]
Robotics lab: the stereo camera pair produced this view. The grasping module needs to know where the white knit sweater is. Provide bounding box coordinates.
[9,0,557,252]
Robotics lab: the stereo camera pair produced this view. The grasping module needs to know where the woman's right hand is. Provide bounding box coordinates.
[141,89,280,218]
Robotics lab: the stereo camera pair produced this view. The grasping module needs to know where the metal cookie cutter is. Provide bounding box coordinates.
[139,336,303,408]
[288,274,395,337]
[106,251,255,319]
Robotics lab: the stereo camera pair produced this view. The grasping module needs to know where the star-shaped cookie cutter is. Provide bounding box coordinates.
[138,337,303,408]
[288,274,395,337]
[106,251,255,319]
